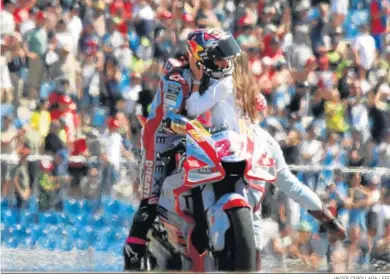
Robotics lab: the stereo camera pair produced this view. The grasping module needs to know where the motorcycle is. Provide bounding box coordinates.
[136,114,278,272]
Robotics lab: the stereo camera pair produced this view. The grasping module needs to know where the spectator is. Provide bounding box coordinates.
[102,19,124,54]
[324,89,349,134]
[345,172,377,268]
[65,3,83,54]
[369,0,389,52]
[0,0,16,36]
[25,11,48,100]
[286,25,316,82]
[323,132,343,167]
[122,72,142,118]
[349,87,370,142]
[30,100,51,141]
[44,121,67,176]
[100,55,123,115]
[78,19,100,54]
[179,13,195,41]
[68,137,89,198]
[79,39,101,115]
[6,32,27,107]
[330,0,349,29]
[9,143,31,209]
[372,218,390,262]
[369,85,389,144]
[377,130,390,171]
[351,24,377,78]
[310,5,330,56]
[43,0,61,34]
[195,0,221,28]
[48,43,81,96]
[286,221,326,271]
[54,19,73,53]
[100,116,123,195]
[300,124,324,191]
[37,159,61,211]
[1,115,18,193]
[1,38,14,104]
[372,188,390,243]
[328,169,349,228]
[258,56,274,105]
[281,129,301,167]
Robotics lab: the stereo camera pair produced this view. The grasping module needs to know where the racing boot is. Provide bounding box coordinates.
[124,200,157,271]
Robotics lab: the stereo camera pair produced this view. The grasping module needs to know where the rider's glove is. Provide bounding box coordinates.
[308,205,347,242]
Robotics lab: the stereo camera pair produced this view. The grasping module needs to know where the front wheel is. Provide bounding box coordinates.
[215,207,257,271]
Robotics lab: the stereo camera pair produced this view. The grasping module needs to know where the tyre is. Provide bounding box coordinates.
[215,207,256,271]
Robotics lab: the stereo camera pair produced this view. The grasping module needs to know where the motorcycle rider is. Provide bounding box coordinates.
[124,28,243,270]
[186,49,346,268]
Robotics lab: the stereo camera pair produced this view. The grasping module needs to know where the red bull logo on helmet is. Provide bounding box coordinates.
[187,40,204,61]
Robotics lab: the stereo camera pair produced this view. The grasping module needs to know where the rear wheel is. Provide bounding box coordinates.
[215,207,256,271]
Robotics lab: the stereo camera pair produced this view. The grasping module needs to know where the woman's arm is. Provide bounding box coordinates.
[186,54,232,117]
[186,78,232,117]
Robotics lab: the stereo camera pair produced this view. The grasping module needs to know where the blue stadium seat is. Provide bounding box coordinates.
[104,199,120,215]
[119,202,134,218]
[57,238,73,251]
[82,199,99,215]
[1,198,9,210]
[74,214,88,228]
[20,237,36,249]
[1,224,8,243]
[20,210,36,226]
[39,211,58,226]
[3,209,19,226]
[103,213,123,228]
[75,239,89,251]
[13,224,27,238]
[28,197,39,214]
[5,237,19,249]
[64,199,81,216]
[56,212,70,225]
[30,224,45,241]
[47,224,62,235]
[89,214,105,229]
[109,242,123,256]
[95,238,109,252]
[99,227,116,242]
[65,225,80,241]
[79,225,97,245]
[37,236,56,251]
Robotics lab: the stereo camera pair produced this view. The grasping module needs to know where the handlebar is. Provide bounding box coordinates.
[157,140,186,160]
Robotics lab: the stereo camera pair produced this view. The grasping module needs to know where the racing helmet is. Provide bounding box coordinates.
[186,28,241,80]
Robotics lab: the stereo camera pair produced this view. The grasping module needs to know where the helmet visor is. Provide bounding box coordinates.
[212,35,241,60]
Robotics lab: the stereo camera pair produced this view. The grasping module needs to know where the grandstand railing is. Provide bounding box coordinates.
[1,154,389,175]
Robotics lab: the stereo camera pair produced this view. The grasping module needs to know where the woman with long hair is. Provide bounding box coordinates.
[186,51,264,131]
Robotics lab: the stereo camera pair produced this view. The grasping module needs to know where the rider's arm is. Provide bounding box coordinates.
[186,76,233,118]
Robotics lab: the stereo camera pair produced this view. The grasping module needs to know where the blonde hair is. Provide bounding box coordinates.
[232,52,259,123]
